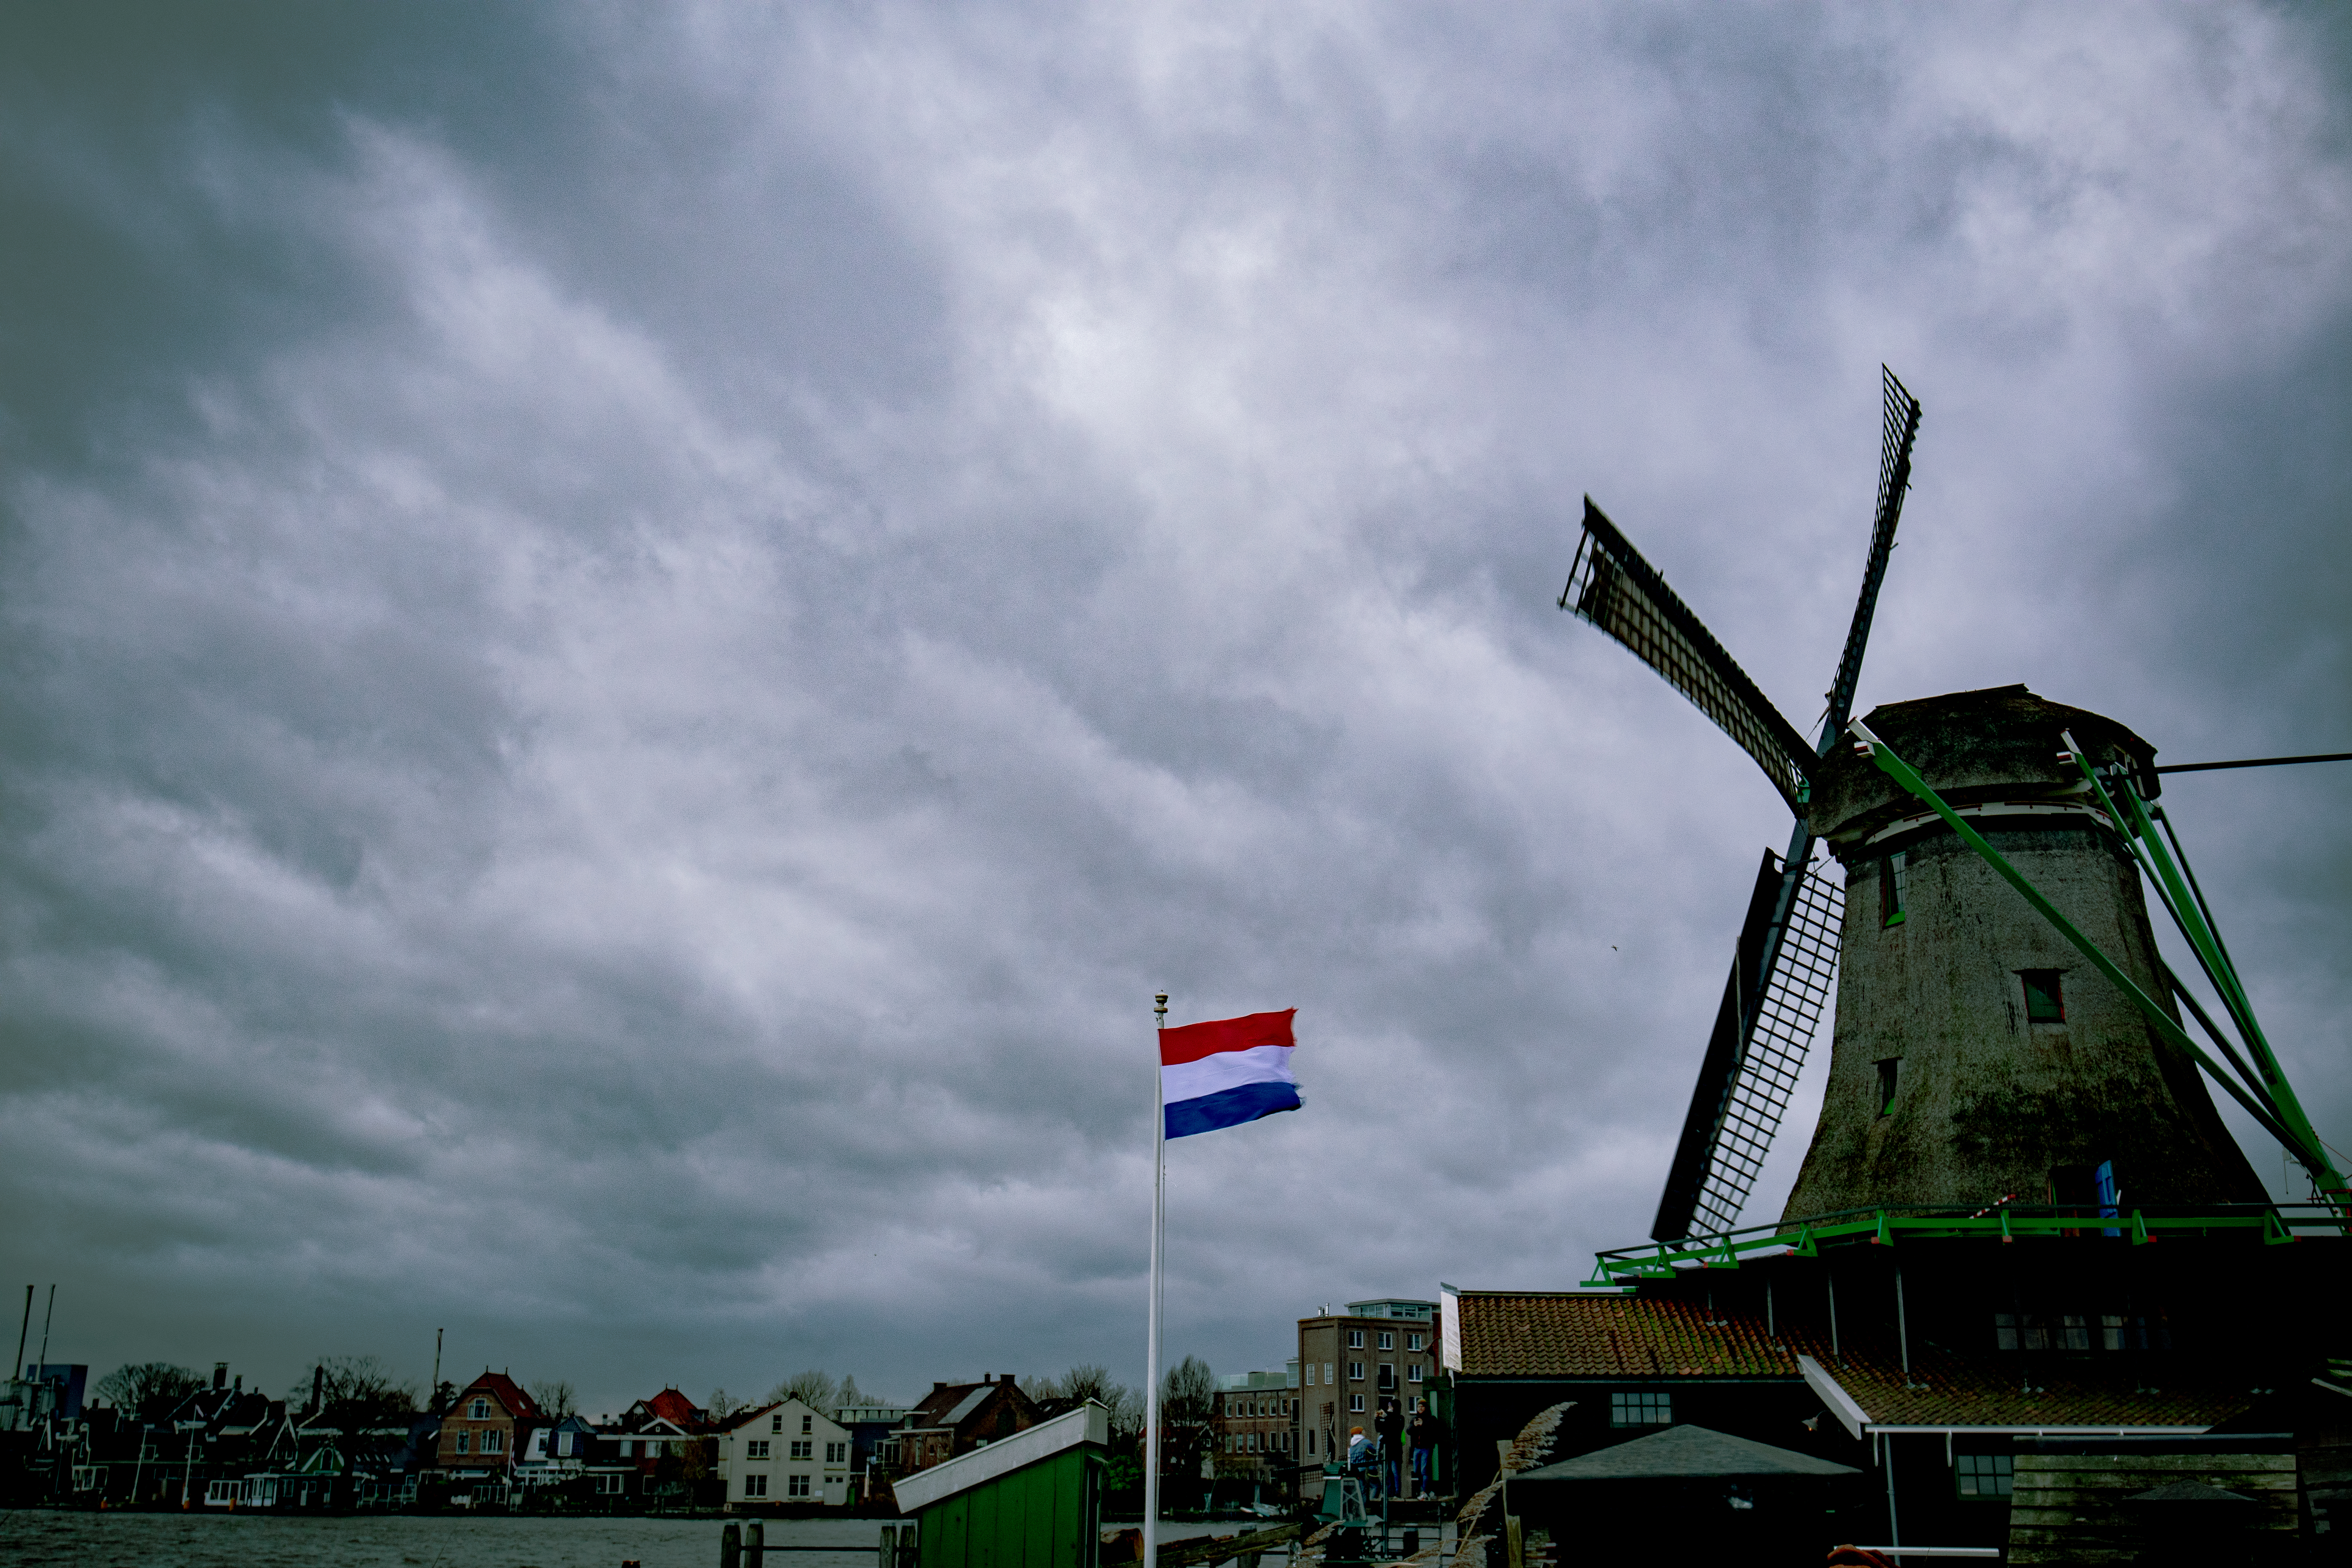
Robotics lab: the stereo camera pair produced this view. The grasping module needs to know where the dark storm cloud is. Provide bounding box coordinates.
[1,2,2347,1413]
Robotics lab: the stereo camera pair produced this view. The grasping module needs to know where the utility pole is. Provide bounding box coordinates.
[432,1328,443,1412]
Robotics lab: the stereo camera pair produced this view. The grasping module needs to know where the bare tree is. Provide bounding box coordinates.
[709,1388,739,1421]
[1161,1356,1216,1428]
[94,1362,204,1416]
[1158,1356,1216,1480]
[767,1370,839,1414]
[288,1356,419,1425]
[836,1374,873,1410]
[532,1379,578,1421]
[1059,1364,1121,1406]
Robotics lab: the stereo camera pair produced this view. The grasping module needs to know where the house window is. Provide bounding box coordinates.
[1876,1058,1899,1116]
[1347,1330,1364,1349]
[790,1441,813,1459]
[826,1442,846,1463]
[596,1474,626,1494]
[748,1441,770,1459]
[1994,1307,2089,1354]
[744,1473,770,1497]
[1324,1363,1334,1385]
[1304,1364,1316,1386]
[454,1432,470,1454]
[772,1415,783,1434]
[2022,970,2065,1024]
[1377,1364,1395,1392]
[1306,1431,1316,1455]
[1955,1453,2013,1498]
[470,1398,490,1419]
[483,1430,503,1454]
[1408,1365,1424,1383]
[788,1474,811,1497]
[1377,1332,1394,1351]
[1347,1362,1364,1382]
[802,1414,813,1434]
[1406,1334,1424,1352]
[1882,851,1908,927]
[1348,1394,1365,1414]
[1610,1392,1671,1428]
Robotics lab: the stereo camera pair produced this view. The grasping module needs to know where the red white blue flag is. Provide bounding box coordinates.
[1160,1009,1301,1139]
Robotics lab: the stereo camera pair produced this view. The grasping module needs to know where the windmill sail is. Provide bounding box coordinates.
[1561,501,1817,814]
[1652,848,1846,1240]
[1566,368,1921,1242]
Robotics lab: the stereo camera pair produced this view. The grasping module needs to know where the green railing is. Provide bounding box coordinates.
[1580,1202,2345,1289]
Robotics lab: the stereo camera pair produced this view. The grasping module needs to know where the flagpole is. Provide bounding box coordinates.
[1145,991,1168,1568]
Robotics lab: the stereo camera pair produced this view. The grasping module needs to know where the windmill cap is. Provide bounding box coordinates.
[1811,684,2159,847]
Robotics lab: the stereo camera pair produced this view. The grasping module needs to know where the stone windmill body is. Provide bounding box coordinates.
[1561,370,2278,1241]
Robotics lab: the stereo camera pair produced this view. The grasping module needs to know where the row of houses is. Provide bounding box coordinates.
[0,1360,1066,1515]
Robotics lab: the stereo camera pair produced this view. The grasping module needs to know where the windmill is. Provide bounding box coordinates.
[1559,367,1922,1243]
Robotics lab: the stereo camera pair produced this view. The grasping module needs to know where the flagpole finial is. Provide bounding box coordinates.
[1154,993,1168,1023]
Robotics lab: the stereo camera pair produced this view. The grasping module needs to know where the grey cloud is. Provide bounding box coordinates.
[0,2,2347,1414]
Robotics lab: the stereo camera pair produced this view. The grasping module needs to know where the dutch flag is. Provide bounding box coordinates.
[1160,1009,1302,1139]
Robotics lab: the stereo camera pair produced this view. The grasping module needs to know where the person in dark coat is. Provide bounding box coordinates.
[1374,1400,1405,1498]
[1406,1408,1438,1497]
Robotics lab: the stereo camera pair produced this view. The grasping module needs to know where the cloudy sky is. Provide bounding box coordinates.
[3,3,2348,1417]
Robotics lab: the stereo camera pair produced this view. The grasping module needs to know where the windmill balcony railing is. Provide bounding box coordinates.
[1581,1201,2350,1287]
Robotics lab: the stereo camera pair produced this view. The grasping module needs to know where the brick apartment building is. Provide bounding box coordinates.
[1212,1365,1299,1499]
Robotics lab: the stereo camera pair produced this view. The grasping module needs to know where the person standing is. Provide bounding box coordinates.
[1374,1399,1404,1499]
[1407,1407,1436,1498]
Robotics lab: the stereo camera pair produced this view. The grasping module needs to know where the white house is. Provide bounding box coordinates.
[716,1398,854,1505]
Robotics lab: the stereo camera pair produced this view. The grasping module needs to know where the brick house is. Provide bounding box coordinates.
[1296,1298,1437,1496]
[895,1376,1040,1475]
[437,1372,540,1475]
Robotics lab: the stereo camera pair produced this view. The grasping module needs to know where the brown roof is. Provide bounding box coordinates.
[1453,1290,2250,1430]
[1819,1349,2258,1430]
[1452,1291,1811,1378]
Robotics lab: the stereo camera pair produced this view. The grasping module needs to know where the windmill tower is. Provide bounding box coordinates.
[1560,369,2263,1240]
[1780,683,2262,1215]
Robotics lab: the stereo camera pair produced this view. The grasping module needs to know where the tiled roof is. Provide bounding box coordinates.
[459,1372,541,1421]
[1452,1291,1809,1377]
[1819,1350,2257,1430]
[1452,1290,2250,1430]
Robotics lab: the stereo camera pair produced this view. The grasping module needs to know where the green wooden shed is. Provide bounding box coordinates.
[894,1401,1109,1568]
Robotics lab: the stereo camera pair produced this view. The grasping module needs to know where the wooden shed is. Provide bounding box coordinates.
[894,1401,1109,1568]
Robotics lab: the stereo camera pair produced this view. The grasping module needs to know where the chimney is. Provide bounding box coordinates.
[233,1375,241,1393]
[934,1382,947,1392]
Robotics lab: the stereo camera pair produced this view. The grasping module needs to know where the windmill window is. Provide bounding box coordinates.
[2022,970,2065,1024]
[1880,851,1908,927]
[1955,1452,2013,1499]
[1875,1058,1899,1116]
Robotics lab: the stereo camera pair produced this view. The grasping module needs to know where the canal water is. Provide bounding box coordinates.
[0,1512,1254,1568]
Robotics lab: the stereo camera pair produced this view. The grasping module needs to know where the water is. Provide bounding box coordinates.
[0,1512,1256,1568]
[0,1511,886,1568]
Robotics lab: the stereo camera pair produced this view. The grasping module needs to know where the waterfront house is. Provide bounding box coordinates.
[715,1397,855,1506]
[895,1376,1041,1476]
[436,1372,540,1481]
